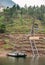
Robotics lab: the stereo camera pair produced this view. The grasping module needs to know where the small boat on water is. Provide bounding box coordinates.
[7,51,27,58]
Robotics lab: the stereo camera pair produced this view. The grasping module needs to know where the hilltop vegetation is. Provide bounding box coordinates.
[0,4,45,34]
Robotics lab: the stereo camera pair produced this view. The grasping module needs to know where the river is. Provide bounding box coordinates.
[0,56,45,65]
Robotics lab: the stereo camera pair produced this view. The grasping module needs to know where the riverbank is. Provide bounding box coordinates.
[0,50,10,57]
[0,50,45,58]
[0,33,45,57]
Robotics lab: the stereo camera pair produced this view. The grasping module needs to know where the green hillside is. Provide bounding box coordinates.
[6,17,43,34]
[0,5,45,34]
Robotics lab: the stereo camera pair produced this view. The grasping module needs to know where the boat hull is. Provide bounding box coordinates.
[7,53,27,58]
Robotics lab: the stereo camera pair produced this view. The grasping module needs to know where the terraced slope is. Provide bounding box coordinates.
[13,34,45,57]
[0,34,45,57]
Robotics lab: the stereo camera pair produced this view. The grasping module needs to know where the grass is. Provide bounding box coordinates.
[3,44,13,49]
[0,15,45,34]
[0,38,15,50]
[6,18,35,33]
[6,18,45,34]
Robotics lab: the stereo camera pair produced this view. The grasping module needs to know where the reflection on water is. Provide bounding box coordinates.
[0,56,45,65]
[30,56,39,65]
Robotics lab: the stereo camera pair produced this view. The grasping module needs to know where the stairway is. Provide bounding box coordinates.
[29,17,39,57]
[30,39,39,56]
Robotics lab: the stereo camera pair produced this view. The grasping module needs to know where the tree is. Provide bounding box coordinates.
[17,4,20,10]
[0,23,6,33]
[28,6,34,16]
[3,5,16,24]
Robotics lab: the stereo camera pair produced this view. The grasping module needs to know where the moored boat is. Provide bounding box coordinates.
[7,51,27,58]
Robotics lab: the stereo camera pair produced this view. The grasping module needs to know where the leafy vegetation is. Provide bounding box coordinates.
[0,23,6,33]
[0,4,45,33]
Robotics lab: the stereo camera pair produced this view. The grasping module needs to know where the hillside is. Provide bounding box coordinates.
[0,34,45,57]
[0,4,45,57]
[6,17,45,34]
[0,4,45,34]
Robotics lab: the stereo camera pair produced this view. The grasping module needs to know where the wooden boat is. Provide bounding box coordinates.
[7,51,27,58]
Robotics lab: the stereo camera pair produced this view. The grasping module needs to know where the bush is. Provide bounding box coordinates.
[0,23,6,33]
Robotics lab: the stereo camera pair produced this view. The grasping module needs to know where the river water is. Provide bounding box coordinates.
[0,56,45,65]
